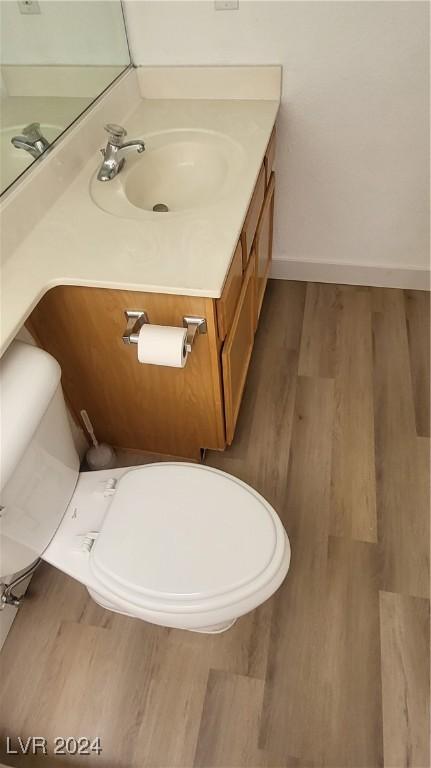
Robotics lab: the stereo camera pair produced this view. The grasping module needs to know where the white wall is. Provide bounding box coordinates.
[125,1,429,288]
[0,1,130,66]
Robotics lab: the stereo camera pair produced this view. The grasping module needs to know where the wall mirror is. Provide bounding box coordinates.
[0,0,130,195]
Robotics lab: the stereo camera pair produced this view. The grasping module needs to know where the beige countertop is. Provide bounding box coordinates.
[1,95,278,353]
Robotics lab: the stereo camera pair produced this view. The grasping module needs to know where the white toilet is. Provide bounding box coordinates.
[0,341,290,633]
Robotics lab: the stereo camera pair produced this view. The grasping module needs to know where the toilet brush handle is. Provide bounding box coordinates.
[80,409,99,448]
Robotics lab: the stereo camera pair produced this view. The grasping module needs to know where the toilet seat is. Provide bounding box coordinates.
[88,463,289,620]
[43,462,290,632]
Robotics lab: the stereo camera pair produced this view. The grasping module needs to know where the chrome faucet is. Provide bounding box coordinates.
[11,122,50,159]
[97,123,145,182]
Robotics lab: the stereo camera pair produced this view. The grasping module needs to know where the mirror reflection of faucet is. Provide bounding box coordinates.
[97,123,145,182]
[11,122,51,159]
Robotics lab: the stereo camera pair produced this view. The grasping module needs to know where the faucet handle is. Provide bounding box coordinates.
[22,122,42,141]
[105,123,127,144]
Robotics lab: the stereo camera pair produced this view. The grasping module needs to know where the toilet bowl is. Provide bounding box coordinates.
[0,341,290,633]
[44,462,290,632]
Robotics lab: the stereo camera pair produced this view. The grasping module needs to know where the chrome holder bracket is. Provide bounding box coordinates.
[122,310,149,345]
[183,316,207,352]
[122,311,207,355]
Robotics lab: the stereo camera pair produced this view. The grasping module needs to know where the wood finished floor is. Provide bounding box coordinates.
[0,281,429,768]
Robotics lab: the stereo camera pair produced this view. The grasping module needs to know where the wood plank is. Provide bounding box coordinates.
[0,564,88,738]
[1,622,131,767]
[370,286,386,313]
[20,621,120,752]
[28,615,161,767]
[130,636,209,768]
[298,283,339,378]
[330,286,377,542]
[321,537,383,767]
[202,598,273,681]
[194,670,266,767]
[373,289,430,598]
[259,376,335,764]
[379,591,430,768]
[404,289,430,437]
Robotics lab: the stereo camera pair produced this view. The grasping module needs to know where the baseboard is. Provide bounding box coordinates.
[270,257,430,291]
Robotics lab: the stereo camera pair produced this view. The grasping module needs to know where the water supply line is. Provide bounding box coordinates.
[0,558,41,609]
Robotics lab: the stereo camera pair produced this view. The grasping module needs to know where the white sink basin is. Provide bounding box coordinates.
[0,123,63,191]
[90,129,244,219]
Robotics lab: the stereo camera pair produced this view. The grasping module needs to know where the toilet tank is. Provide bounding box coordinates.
[0,341,80,577]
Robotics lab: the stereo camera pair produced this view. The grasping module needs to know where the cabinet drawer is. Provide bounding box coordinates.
[240,163,265,269]
[264,126,276,187]
[216,240,243,341]
[255,172,275,323]
[222,254,256,445]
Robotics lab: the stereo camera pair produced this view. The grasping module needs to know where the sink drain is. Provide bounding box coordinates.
[153,203,169,213]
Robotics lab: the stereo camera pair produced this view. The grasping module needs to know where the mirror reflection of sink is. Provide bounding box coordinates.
[0,124,63,190]
[90,129,244,219]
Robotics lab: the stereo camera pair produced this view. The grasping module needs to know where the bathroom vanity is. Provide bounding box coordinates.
[27,129,276,459]
[1,67,280,460]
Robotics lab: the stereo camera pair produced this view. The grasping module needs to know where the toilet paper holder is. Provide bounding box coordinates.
[122,310,207,352]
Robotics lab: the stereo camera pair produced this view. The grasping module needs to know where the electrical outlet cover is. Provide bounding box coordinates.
[18,0,41,15]
[214,0,239,10]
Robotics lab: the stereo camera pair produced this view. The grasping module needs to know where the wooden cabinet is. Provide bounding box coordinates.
[27,126,277,458]
[221,254,256,445]
[255,172,275,322]
[27,287,225,460]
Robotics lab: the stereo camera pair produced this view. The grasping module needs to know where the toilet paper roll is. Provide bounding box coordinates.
[137,323,188,368]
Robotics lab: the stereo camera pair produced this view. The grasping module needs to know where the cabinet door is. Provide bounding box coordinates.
[255,172,275,323]
[222,254,256,445]
[240,163,265,269]
[264,126,276,188]
[216,240,243,341]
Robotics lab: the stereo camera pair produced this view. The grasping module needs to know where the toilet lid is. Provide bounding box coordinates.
[89,463,286,610]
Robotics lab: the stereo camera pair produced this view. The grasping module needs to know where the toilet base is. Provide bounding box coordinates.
[189,619,237,634]
[87,587,237,634]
